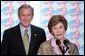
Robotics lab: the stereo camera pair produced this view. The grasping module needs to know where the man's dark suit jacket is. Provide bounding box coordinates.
[1,24,46,55]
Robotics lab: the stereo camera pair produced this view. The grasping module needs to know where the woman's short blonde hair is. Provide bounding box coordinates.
[48,15,68,33]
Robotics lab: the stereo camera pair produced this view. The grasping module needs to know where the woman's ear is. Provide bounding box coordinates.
[51,32,54,36]
[64,31,66,35]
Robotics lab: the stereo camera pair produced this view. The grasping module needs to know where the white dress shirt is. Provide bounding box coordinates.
[20,24,31,43]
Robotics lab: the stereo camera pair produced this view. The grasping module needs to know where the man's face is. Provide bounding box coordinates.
[19,8,33,28]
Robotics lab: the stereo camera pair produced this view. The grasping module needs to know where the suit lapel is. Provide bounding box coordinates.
[15,24,26,55]
[68,43,74,55]
[46,40,54,55]
[28,25,37,55]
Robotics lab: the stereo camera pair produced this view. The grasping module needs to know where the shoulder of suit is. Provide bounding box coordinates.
[4,24,19,32]
[31,24,44,30]
[40,39,51,48]
[69,42,78,48]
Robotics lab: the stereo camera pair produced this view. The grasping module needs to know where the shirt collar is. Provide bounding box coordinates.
[51,37,67,48]
[51,37,58,48]
[20,24,31,38]
[20,24,31,32]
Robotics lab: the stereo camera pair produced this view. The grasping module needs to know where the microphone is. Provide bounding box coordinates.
[64,39,70,46]
[56,39,61,45]
[56,39,64,55]
[56,39,70,55]
[64,39,70,52]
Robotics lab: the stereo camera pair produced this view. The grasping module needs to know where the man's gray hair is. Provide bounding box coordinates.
[18,4,34,16]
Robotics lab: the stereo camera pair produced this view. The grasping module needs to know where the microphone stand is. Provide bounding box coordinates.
[56,39,70,55]
[59,46,68,55]
[59,46,65,55]
[62,46,69,55]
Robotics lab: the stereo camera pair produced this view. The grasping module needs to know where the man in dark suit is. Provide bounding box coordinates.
[1,4,46,55]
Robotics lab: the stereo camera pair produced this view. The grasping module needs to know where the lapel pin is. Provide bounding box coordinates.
[34,34,37,37]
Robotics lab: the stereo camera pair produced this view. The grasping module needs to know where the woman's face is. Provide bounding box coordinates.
[51,22,66,40]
